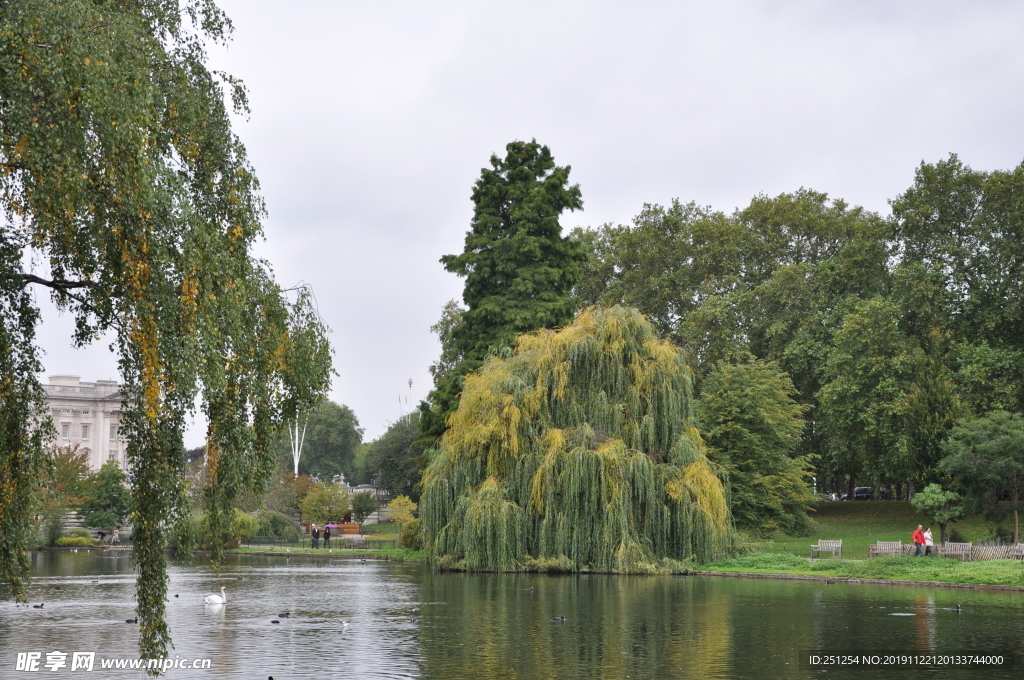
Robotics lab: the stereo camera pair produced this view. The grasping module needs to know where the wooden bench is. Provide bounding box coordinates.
[938,542,972,561]
[810,540,842,559]
[869,541,902,558]
[1007,544,1024,560]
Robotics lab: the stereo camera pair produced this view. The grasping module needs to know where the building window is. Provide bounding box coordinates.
[82,410,90,415]
[81,424,89,440]
[61,424,70,439]
[61,409,70,415]
[110,425,118,440]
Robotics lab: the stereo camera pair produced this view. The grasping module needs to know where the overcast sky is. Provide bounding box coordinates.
[34,0,1024,444]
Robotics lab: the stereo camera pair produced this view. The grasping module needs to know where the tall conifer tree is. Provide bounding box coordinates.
[420,140,585,444]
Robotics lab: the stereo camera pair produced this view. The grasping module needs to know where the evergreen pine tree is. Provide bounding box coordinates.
[420,140,586,445]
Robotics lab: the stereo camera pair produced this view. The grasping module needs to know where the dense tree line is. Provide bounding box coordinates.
[572,155,1024,533]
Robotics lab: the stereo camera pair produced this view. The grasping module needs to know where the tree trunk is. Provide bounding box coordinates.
[1014,489,1020,545]
[847,474,856,502]
[907,480,915,501]
[895,482,902,501]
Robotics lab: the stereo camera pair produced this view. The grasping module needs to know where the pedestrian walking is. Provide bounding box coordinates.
[912,525,925,556]
[311,524,320,550]
[323,525,331,549]
[112,527,120,545]
[924,528,934,556]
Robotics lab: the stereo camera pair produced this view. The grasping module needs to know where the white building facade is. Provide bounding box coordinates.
[43,376,127,473]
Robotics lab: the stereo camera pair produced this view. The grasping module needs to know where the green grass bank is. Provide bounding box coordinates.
[750,501,1001,559]
[702,552,1024,587]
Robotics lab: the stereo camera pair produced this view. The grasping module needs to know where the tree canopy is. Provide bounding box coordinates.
[940,411,1024,543]
[698,358,813,537]
[365,411,423,500]
[420,306,733,573]
[276,400,362,481]
[574,156,1024,501]
[0,1,331,662]
[420,140,586,446]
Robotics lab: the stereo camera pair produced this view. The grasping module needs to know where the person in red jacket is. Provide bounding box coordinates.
[912,525,925,556]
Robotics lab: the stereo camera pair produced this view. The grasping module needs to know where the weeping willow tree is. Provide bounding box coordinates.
[0,1,332,665]
[421,306,733,572]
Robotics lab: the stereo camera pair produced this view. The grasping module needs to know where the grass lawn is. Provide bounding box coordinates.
[751,501,997,559]
[360,521,401,537]
[703,552,1024,587]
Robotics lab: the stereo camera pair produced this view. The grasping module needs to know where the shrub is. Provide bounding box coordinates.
[399,519,423,550]
[56,536,95,546]
[84,509,120,531]
[256,510,301,538]
[299,483,350,525]
[229,509,260,542]
[387,495,417,528]
[67,528,92,539]
[44,517,64,547]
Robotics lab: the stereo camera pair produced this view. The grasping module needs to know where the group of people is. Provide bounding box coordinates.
[309,524,331,550]
[912,524,935,556]
[95,527,121,545]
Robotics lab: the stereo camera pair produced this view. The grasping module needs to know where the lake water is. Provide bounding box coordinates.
[1,551,1022,679]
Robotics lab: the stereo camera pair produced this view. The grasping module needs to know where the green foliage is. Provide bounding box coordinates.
[350,490,378,526]
[941,411,1024,543]
[387,495,417,528]
[66,528,92,539]
[910,483,965,543]
[698,358,814,537]
[818,297,914,489]
[421,140,586,445]
[421,307,734,573]
[299,484,349,525]
[365,412,423,499]
[255,510,300,538]
[81,461,131,530]
[44,517,65,548]
[56,536,97,547]
[0,0,333,663]
[400,518,423,551]
[428,300,466,386]
[276,400,362,480]
[265,474,316,514]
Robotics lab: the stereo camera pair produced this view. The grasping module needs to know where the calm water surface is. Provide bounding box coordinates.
[1,551,1022,679]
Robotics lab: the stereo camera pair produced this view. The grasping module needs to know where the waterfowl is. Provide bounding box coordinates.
[552,616,565,622]
[126,617,137,624]
[204,587,227,604]
[32,603,43,609]
[277,612,290,618]
[271,620,280,624]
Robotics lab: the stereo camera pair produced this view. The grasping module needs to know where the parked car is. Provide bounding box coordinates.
[853,486,872,500]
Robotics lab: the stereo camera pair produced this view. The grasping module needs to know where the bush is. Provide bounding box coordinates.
[229,509,260,542]
[56,536,95,546]
[947,525,966,543]
[256,510,301,538]
[66,528,92,539]
[84,509,120,531]
[399,519,423,550]
[44,517,64,547]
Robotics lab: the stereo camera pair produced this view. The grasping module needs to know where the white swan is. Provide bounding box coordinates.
[204,587,227,604]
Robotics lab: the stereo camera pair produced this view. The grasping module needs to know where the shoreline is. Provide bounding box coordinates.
[692,569,1024,592]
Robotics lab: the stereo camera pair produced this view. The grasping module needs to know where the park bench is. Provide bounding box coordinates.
[1007,544,1024,560]
[938,542,972,561]
[810,539,842,559]
[869,541,902,558]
